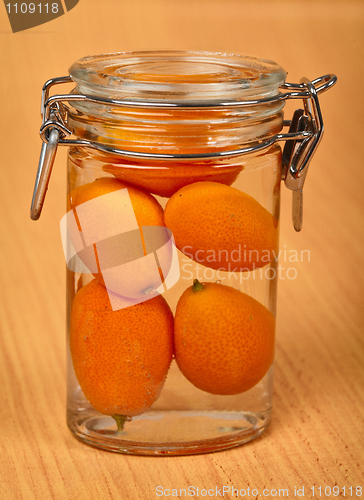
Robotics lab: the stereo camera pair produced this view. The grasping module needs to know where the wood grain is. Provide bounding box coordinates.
[0,0,363,498]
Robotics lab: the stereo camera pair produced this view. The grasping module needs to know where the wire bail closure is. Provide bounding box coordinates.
[281,77,326,231]
[30,74,336,227]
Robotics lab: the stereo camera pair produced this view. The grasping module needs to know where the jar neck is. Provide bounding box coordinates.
[67,103,285,154]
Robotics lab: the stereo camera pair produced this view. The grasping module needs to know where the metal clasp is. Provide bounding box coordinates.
[281,77,325,231]
[30,128,59,221]
[30,77,72,221]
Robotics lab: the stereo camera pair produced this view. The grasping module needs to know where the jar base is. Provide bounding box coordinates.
[67,409,271,456]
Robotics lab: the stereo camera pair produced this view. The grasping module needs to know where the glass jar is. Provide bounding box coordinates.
[31,51,336,455]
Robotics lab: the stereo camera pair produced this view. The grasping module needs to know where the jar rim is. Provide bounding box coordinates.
[69,50,287,104]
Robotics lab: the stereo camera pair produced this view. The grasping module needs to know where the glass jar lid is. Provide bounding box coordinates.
[69,50,287,103]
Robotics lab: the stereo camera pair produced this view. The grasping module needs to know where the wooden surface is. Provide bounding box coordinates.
[0,1,363,498]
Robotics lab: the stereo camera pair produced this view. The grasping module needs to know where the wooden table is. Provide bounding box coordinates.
[1,1,363,498]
